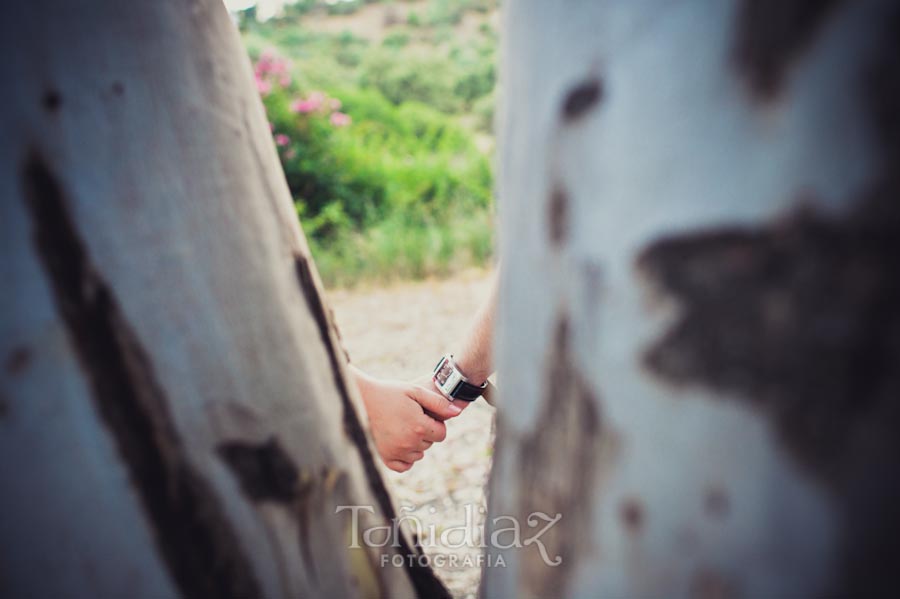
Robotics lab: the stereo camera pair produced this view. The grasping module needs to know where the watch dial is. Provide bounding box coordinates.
[436,361,454,385]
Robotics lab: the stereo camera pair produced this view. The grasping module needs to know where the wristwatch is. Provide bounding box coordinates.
[432,355,487,402]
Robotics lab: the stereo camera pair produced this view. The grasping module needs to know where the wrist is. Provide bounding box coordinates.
[349,365,378,405]
[452,353,489,386]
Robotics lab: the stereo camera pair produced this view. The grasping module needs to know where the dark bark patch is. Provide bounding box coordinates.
[704,487,730,519]
[732,0,843,101]
[620,497,644,533]
[293,253,450,599]
[21,151,262,599]
[562,77,603,122]
[42,89,62,112]
[638,204,900,483]
[547,185,569,247]
[836,14,900,595]
[217,437,336,588]
[5,347,31,375]
[518,313,605,597]
[644,11,900,594]
[217,437,303,504]
[689,567,739,599]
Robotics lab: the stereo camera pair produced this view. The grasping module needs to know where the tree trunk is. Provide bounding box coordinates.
[0,2,447,597]
[485,0,899,597]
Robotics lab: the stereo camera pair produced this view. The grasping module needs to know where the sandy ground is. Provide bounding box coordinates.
[327,269,495,598]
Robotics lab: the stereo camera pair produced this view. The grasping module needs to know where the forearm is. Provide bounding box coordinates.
[453,273,497,385]
[348,363,376,406]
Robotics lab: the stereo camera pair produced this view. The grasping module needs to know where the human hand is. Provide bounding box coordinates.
[355,371,462,472]
[416,374,474,420]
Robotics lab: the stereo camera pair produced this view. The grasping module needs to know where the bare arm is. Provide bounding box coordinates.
[421,272,498,413]
[452,272,497,385]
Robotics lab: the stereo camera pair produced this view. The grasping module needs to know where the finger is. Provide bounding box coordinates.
[409,385,462,419]
[386,460,412,473]
[450,399,471,412]
[419,440,434,451]
[405,450,425,462]
[421,417,447,443]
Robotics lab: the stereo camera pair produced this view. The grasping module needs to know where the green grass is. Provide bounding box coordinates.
[307,210,494,287]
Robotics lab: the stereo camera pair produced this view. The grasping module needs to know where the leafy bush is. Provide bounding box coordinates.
[452,57,494,107]
[473,90,495,133]
[359,49,463,113]
[382,31,411,49]
[240,0,501,286]
[326,0,364,16]
[425,0,467,26]
[252,48,494,286]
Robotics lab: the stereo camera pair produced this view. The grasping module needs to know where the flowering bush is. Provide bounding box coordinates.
[252,48,493,285]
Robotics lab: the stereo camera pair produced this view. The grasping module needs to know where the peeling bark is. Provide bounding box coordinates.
[487,0,900,596]
[0,1,446,596]
[732,0,844,100]
[22,152,262,599]
[517,315,607,598]
[294,254,451,599]
[218,438,302,504]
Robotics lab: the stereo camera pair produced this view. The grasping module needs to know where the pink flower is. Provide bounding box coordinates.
[275,133,290,147]
[256,48,276,75]
[255,74,271,96]
[291,99,314,113]
[291,93,325,113]
[284,148,297,160]
[271,58,290,75]
[330,111,352,127]
[255,49,291,88]
[329,97,342,111]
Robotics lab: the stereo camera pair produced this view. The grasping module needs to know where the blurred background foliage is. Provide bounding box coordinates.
[234,0,499,286]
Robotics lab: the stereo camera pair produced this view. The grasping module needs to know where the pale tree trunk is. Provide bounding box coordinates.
[0,1,448,597]
[486,0,899,597]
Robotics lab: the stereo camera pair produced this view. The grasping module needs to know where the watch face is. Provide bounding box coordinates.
[435,360,454,386]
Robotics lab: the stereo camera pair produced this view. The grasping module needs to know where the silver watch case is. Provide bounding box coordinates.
[432,355,477,400]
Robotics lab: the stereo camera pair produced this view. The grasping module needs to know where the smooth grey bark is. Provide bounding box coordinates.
[485,0,900,597]
[0,1,447,597]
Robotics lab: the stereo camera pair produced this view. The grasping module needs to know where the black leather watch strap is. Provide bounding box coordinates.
[450,379,485,402]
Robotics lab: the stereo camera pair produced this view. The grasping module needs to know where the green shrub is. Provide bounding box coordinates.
[453,59,495,106]
[360,49,463,113]
[382,31,411,49]
[425,0,467,26]
[326,0,364,16]
[473,90,495,133]
[243,5,499,286]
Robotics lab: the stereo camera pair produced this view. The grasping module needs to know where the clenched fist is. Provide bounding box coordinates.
[351,366,462,472]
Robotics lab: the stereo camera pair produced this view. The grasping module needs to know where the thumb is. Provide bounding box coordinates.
[409,385,463,419]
